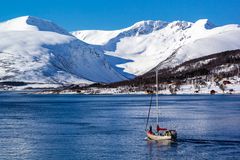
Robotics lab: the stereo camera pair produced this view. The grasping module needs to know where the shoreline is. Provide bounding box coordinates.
[1,76,240,95]
[1,90,240,95]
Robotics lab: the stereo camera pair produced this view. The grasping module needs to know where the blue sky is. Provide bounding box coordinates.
[0,0,239,31]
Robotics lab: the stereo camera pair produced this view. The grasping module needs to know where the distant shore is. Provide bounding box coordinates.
[1,75,240,95]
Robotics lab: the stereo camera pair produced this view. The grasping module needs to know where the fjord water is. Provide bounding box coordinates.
[0,93,239,160]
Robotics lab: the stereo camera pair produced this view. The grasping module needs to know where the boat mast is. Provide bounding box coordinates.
[156,69,159,125]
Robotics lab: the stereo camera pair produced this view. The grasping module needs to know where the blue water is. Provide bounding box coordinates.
[0,93,239,160]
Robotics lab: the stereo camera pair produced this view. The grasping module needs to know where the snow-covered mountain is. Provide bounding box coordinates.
[0,16,126,84]
[72,19,240,78]
[1,16,239,88]
[0,16,70,35]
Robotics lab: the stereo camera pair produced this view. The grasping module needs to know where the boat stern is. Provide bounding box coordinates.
[169,130,177,140]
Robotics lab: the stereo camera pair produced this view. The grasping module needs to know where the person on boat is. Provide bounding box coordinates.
[157,124,161,132]
[148,125,153,135]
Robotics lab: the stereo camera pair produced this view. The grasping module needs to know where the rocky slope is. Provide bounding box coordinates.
[106,49,240,87]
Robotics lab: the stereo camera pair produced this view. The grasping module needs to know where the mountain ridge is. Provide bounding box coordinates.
[72,19,240,77]
[0,16,70,35]
[0,16,127,85]
[0,16,239,90]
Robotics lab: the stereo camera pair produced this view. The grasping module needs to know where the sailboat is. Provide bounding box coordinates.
[145,70,177,141]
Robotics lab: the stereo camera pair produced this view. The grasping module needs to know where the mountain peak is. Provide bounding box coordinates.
[123,20,168,35]
[129,20,168,30]
[13,15,43,21]
[0,16,70,35]
[131,20,167,28]
[168,20,193,30]
[194,19,216,29]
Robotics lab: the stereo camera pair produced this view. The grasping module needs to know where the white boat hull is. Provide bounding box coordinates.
[146,132,172,140]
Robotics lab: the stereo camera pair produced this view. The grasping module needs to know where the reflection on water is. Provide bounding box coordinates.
[147,139,174,149]
[0,93,239,160]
